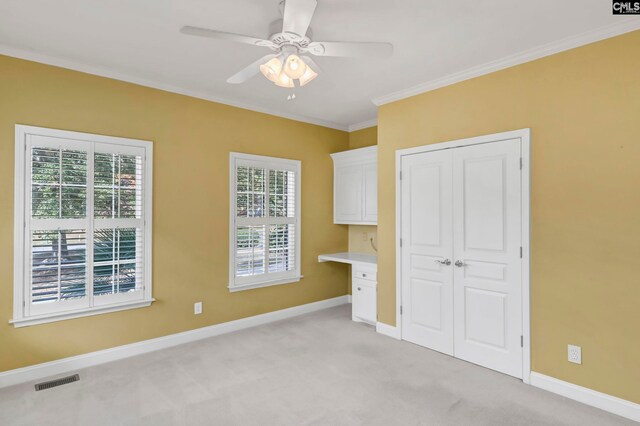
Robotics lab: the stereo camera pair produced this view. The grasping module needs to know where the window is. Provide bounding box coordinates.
[13,125,153,327]
[229,153,301,291]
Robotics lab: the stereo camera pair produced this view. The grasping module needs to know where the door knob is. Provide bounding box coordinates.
[435,259,451,266]
[454,260,466,267]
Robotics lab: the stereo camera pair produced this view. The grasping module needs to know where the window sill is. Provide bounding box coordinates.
[10,299,155,328]
[228,276,303,293]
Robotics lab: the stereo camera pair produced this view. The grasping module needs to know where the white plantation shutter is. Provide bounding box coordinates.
[92,146,146,306]
[28,138,92,316]
[230,153,301,291]
[13,126,153,326]
[31,229,87,305]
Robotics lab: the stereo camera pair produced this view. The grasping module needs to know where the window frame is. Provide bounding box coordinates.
[12,125,153,327]
[229,152,301,292]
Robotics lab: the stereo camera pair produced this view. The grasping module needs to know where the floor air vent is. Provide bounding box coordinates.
[35,374,79,391]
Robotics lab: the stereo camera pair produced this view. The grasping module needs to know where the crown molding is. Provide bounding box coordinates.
[348,118,377,132]
[4,20,638,131]
[0,44,349,132]
[330,145,377,163]
[373,20,640,106]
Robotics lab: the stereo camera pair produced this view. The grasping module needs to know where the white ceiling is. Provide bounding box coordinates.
[0,0,637,130]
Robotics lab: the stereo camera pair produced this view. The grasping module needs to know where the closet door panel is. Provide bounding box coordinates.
[400,150,454,355]
[452,139,523,378]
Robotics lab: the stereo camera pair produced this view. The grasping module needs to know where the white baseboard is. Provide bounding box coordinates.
[0,295,349,389]
[347,295,352,303]
[530,372,640,422]
[376,321,401,340]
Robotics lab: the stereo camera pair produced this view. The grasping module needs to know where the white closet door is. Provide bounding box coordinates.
[452,139,522,378]
[401,150,454,355]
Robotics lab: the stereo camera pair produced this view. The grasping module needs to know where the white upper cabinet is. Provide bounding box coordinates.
[331,146,377,225]
[335,165,363,222]
[362,163,378,223]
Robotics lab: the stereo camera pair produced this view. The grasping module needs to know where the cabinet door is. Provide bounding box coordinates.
[353,279,376,324]
[362,163,378,223]
[334,165,363,223]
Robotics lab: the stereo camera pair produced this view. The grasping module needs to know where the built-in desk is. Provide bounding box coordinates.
[318,252,377,325]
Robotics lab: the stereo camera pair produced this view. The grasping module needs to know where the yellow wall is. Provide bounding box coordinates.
[348,225,377,255]
[377,30,640,403]
[0,54,350,372]
[348,126,378,149]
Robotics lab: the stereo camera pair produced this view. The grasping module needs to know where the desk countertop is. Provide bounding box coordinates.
[317,252,377,266]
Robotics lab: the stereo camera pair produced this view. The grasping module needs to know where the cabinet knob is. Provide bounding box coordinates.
[362,274,367,277]
[357,287,361,291]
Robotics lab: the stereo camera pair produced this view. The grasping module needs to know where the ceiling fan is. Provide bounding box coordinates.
[180,0,393,89]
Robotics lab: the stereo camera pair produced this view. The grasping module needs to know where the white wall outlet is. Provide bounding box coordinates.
[361,232,368,242]
[194,302,203,315]
[568,344,582,364]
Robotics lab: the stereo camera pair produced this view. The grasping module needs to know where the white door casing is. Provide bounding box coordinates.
[452,139,522,378]
[400,149,454,355]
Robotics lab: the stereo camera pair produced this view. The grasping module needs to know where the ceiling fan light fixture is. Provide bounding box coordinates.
[182,0,394,88]
[283,54,307,79]
[259,57,283,83]
[274,70,295,88]
[298,65,318,86]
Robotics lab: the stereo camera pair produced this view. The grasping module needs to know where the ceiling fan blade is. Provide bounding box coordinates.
[301,56,322,73]
[180,26,276,49]
[227,54,277,84]
[282,0,317,37]
[306,41,393,58]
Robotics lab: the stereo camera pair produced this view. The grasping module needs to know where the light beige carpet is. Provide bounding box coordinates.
[0,304,633,425]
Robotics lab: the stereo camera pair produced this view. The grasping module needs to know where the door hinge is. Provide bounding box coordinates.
[520,247,523,258]
[519,157,523,170]
[399,238,402,247]
[400,305,403,315]
[399,171,402,180]
[521,335,523,347]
